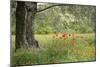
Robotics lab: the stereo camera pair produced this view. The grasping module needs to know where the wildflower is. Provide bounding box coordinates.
[69,39,75,46]
[62,33,67,40]
[62,33,66,37]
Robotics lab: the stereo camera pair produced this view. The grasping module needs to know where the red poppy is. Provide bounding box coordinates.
[62,33,67,40]
[69,39,75,46]
[62,33,66,37]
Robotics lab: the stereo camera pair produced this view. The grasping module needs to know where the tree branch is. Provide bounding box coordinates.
[37,4,64,13]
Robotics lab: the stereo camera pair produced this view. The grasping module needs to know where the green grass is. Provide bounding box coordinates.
[11,33,96,66]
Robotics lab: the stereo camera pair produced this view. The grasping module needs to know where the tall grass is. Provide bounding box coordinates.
[11,33,96,66]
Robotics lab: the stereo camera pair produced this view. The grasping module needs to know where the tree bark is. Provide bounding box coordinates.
[16,1,25,49]
[25,2,38,48]
[16,1,39,50]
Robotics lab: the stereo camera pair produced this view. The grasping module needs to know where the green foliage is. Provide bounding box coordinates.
[34,4,96,34]
[11,3,96,34]
[12,34,96,65]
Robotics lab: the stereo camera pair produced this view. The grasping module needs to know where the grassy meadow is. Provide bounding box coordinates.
[11,33,96,65]
[11,2,96,66]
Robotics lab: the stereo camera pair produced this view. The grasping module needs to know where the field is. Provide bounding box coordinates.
[11,33,96,66]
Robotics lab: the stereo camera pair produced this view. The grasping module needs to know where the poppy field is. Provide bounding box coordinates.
[12,33,96,65]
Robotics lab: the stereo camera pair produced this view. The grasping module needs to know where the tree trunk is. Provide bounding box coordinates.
[16,1,39,49]
[16,1,25,49]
